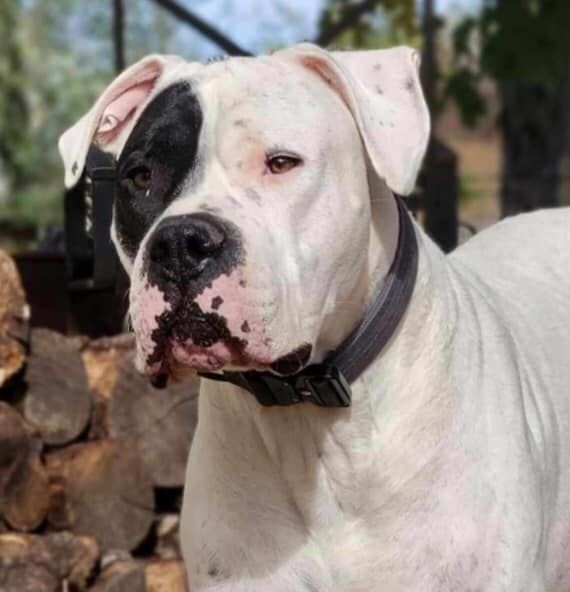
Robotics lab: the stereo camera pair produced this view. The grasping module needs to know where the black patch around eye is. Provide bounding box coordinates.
[115,82,203,260]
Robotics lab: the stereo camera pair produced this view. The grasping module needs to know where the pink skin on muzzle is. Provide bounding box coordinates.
[130,269,273,378]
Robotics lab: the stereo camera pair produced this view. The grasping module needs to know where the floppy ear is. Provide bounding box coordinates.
[276,43,430,195]
[58,54,186,188]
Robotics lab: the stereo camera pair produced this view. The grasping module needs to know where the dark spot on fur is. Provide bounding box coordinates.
[239,279,247,287]
[211,296,223,310]
[236,160,243,169]
[373,63,382,71]
[208,564,219,577]
[405,77,414,92]
[300,573,321,592]
[200,204,222,215]
[233,119,247,127]
[225,195,243,209]
[270,343,312,375]
[206,552,229,579]
[206,55,229,65]
[245,189,262,204]
[241,321,250,333]
[375,85,383,95]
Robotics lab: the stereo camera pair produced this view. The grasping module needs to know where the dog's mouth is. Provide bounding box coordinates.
[144,300,252,378]
[140,301,313,388]
[130,266,314,388]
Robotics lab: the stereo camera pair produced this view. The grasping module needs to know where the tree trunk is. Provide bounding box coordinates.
[420,0,459,251]
[500,81,570,217]
[112,0,125,74]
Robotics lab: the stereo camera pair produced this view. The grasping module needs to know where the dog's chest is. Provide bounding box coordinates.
[182,478,512,592]
[180,393,521,592]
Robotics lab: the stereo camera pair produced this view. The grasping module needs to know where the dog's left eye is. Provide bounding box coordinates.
[266,155,302,175]
[127,166,152,191]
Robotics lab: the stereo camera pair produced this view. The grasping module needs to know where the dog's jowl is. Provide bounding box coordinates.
[60,45,570,591]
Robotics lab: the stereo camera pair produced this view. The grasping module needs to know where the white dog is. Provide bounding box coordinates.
[59,44,570,591]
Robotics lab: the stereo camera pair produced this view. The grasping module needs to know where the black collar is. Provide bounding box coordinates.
[199,196,418,407]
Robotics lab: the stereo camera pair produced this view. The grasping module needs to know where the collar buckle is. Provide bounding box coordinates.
[201,365,352,408]
[242,365,351,407]
[293,364,351,407]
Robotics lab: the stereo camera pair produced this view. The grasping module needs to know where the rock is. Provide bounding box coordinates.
[82,334,136,440]
[0,403,49,532]
[46,439,154,552]
[46,531,99,590]
[108,358,199,488]
[0,531,98,592]
[0,250,29,390]
[82,334,136,401]
[22,329,92,446]
[91,560,146,592]
[145,560,188,592]
[155,514,182,560]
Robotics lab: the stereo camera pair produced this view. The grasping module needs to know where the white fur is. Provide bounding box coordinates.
[59,46,570,591]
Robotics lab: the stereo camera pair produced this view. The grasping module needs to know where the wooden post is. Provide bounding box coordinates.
[112,0,125,74]
[420,0,458,252]
[420,0,437,112]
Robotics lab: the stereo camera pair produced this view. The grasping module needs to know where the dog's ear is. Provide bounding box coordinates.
[58,54,186,188]
[277,43,430,195]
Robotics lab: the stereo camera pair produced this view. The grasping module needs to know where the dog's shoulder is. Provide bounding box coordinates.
[451,207,570,283]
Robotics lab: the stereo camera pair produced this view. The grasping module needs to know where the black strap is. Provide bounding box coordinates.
[200,196,418,407]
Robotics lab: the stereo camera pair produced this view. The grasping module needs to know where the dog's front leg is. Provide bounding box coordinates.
[197,575,332,592]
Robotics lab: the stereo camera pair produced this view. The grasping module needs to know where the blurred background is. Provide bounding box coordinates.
[2,0,570,248]
[2,0,570,317]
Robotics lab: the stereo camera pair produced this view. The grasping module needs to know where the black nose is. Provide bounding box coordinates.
[147,213,226,285]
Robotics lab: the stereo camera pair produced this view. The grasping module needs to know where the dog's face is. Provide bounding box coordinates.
[60,45,429,382]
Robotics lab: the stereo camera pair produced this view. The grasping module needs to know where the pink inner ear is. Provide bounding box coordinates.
[96,78,156,145]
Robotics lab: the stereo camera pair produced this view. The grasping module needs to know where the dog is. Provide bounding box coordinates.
[59,44,570,591]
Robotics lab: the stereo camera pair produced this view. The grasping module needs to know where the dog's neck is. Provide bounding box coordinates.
[193,184,459,537]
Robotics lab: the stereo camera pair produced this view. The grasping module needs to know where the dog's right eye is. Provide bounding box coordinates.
[266,154,302,175]
[125,166,152,191]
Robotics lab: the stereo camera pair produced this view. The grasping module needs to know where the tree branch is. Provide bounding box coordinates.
[149,0,252,56]
[315,0,380,47]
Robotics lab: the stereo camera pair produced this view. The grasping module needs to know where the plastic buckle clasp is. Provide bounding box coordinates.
[294,364,352,407]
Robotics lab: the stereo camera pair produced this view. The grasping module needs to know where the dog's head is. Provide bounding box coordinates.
[59,44,429,383]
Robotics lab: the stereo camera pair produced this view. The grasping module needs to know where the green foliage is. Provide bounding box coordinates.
[318,0,419,50]
[0,0,184,230]
[0,0,31,191]
[443,68,487,128]
[458,173,483,203]
[446,0,570,127]
[480,0,570,86]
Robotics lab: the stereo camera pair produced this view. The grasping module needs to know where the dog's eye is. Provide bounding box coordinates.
[266,155,301,175]
[127,166,152,191]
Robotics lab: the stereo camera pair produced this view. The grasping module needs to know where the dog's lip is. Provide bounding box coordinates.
[144,337,272,388]
[145,344,314,390]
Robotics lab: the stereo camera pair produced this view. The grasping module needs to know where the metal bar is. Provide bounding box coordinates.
[150,0,252,56]
[112,0,125,73]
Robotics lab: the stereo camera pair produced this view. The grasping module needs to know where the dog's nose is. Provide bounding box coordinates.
[147,214,226,284]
